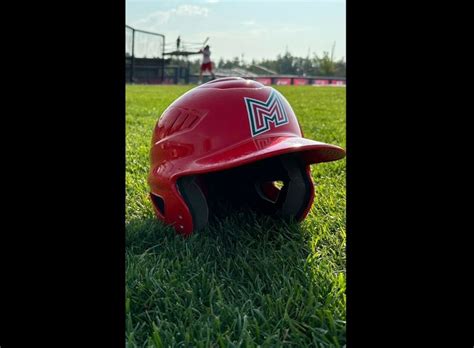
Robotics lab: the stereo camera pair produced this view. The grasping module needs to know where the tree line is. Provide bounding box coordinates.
[178,51,345,77]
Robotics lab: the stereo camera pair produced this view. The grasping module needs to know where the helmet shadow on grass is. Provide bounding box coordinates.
[126,209,309,257]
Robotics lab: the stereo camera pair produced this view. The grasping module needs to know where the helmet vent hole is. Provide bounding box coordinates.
[150,193,165,215]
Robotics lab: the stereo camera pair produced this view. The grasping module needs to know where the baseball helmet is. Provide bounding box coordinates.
[148,77,345,235]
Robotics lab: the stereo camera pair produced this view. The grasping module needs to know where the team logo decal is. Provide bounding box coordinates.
[244,90,289,137]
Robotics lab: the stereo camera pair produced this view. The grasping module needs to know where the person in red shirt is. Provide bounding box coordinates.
[198,45,216,84]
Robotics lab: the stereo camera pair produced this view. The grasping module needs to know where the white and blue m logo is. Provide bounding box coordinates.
[244,90,289,137]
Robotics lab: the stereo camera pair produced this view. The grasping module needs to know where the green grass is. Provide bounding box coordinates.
[126,85,346,347]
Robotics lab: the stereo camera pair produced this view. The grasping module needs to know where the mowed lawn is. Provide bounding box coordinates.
[126,85,346,347]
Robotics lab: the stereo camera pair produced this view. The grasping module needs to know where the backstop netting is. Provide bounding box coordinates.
[125,26,134,57]
[133,30,164,59]
[126,25,165,83]
[126,26,134,81]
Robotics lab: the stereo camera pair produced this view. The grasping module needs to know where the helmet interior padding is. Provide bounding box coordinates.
[177,154,313,231]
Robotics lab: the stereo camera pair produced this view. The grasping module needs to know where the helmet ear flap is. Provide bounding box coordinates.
[276,156,312,220]
[177,176,209,232]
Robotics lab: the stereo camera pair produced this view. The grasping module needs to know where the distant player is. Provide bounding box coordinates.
[198,45,215,84]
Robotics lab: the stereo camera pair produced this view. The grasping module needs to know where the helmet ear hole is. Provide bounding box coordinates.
[274,180,284,189]
[255,181,281,204]
[177,176,209,232]
[150,193,165,217]
[251,155,312,221]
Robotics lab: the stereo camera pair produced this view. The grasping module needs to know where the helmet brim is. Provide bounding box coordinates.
[171,135,345,179]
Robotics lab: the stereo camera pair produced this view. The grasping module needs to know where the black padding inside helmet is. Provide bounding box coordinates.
[177,176,209,231]
[178,154,313,231]
[274,156,312,219]
[246,155,312,221]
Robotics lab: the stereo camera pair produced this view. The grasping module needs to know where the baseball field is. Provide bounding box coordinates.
[126,85,346,347]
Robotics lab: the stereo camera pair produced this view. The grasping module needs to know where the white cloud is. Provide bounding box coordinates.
[176,5,209,16]
[133,11,170,26]
[132,5,209,30]
[241,20,256,26]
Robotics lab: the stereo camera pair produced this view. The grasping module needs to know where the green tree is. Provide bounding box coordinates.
[314,51,336,76]
[217,58,225,68]
[211,51,345,77]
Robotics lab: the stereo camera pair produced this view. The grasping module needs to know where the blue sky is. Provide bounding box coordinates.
[126,0,345,62]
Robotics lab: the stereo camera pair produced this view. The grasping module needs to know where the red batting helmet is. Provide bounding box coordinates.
[148,77,345,235]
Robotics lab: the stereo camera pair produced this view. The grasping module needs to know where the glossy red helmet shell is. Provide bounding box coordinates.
[148,77,345,235]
